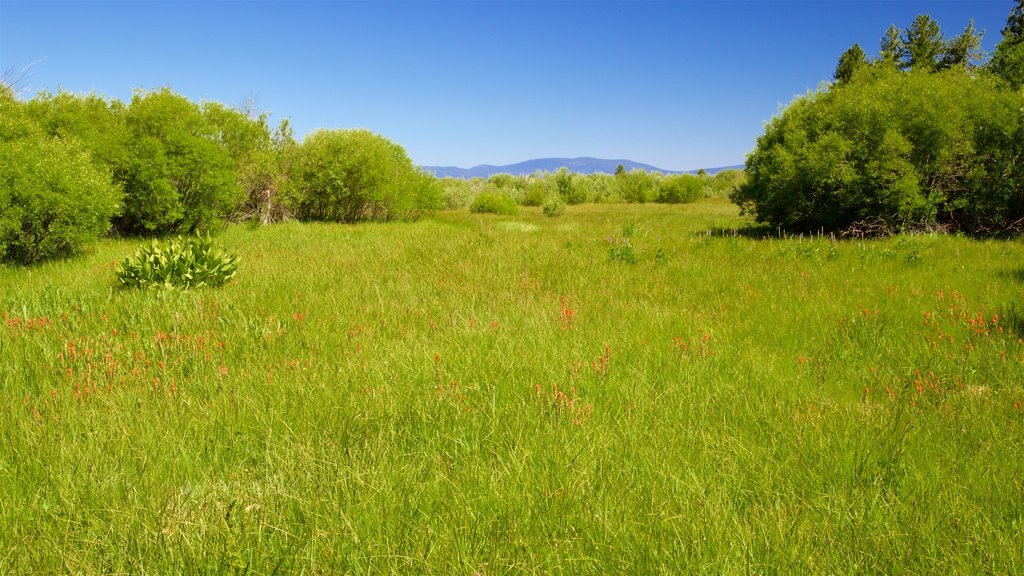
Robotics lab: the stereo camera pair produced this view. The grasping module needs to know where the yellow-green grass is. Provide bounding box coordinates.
[2,199,1023,573]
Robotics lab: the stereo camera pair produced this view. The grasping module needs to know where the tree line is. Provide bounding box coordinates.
[734,2,1024,236]
[0,87,442,264]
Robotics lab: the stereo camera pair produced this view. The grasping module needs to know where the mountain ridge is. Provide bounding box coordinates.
[422,157,742,178]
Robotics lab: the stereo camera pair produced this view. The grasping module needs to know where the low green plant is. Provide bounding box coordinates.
[115,235,239,289]
[469,191,519,215]
[542,193,566,217]
[608,236,637,263]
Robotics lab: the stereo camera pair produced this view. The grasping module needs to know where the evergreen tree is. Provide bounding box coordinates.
[903,15,945,71]
[991,0,1024,88]
[835,44,868,84]
[940,20,983,69]
[1005,0,1024,44]
[879,25,905,67]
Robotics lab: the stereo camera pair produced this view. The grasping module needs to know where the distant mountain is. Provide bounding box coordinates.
[422,157,743,179]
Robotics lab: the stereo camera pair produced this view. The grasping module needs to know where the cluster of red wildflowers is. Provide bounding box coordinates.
[672,333,712,357]
[533,382,592,426]
[559,296,576,330]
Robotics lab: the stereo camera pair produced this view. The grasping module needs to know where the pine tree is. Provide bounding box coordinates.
[940,20,983,69]
[903,15,945,71]
[834,44,868,83]
[991,0,1024,88]
[879,25,904,67]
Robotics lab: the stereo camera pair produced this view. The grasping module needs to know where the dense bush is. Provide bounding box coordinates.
[23,90,128,178]
[542,193,567,217]
[0,89,121,264]
[616,170,657,203]
[734,67,1024,234]
[117,88,242,235]
[439,177,476,210]
[116,235,239,289]
[657,174,704,204]
[288,129,441,222]
[469,192,519,215]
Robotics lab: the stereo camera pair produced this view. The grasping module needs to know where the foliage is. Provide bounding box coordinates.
[708,169,747,197]
[835,44,868,84]
[469,191,519,215]
[117,88,242,236]
[438,177,476,210]
[541,193,566,217]
[22,90,128,177]
[656,174,704,204]
[991,0,1024,88]
[552,167,585,204]
[115,234,239,289]
[0,90,121,264]
[735,66,1024,235]
[615,169,657,203]
[288,129,440,223]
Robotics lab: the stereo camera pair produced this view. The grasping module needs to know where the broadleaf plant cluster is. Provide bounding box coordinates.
[115,235,239,290]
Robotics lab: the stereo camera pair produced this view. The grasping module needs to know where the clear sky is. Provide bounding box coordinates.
[0,1,1014,171]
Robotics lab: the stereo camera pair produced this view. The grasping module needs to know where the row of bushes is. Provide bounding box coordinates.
[441,167,745,212]
[0,87,442,264]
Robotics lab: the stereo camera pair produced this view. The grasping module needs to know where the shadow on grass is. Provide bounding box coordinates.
[700,224,777,239]
[1000,303,1024,339]
[700,224,844,241]
[1000,268,1024,284]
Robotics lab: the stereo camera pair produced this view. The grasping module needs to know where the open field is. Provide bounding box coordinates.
[2,199,1023,574]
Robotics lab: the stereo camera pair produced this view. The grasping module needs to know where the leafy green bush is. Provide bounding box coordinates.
[439,177,475,210]
[116,88,242,236]
[542,193,566,217]
[116,235,239,289]
[288,129,441,222]
[657,174,704,204]
[0,91,122,264]
[616,170,657,203]
[469,192,519,215]
[734,67,1024,234]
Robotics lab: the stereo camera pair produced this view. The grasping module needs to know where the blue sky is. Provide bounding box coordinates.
[0,1,1014,171]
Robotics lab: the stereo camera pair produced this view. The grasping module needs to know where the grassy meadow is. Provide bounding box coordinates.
[2,199,1023,574]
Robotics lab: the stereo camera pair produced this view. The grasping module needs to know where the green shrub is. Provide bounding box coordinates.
[522,178,551,206]
[616,170,657,203]
[657,174,704,204]
[542,193,566,217]
[469,192,519,215]
[608,237,637,264]
[439,177,474,210]
[116,235,239,289]
[734,67,1024,234]
[117,88,242,235]
[288,129,441,222]
[0,93,122,264]
[553,168,586,205]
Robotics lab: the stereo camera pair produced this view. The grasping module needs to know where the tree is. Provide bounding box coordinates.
[879,25,904,67]
[991,1,1024,88]
[1006,0,1024,43]
[940,20,983,69]
[903,15,946,72]
[835,44,869,84]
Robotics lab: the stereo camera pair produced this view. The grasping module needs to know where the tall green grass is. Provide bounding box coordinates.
[2,199,1023,573]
